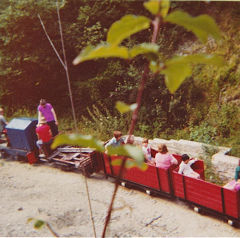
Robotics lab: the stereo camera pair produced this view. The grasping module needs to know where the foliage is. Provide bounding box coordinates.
[52,131,144,163]
[115,101,137,114]
[159,54,223,93]
[28,218,45,229]
[189,122,217,145]
[52,134,105,152]
[0,0,230,142]
[0,0,146,114]
[202,145,224,185]
[165,11,221,43]
[1,0,239,162]
[74,4,222,94]
[80,103,131,141]
[8,107,36,119]
[229,145,240,158]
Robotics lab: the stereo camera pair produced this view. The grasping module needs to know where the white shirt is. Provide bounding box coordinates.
[178,159,196,176]
[142,145,152,161]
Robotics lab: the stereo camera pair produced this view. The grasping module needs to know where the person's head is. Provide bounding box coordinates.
[113,131,122,141]
[182,154,190,164]
[0,108,4,115]
[158,144,168,154]
[127,135,134,144]
[142,138,149,147]
[40,99,47,107]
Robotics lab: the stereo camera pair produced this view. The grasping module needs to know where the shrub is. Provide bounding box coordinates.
[202,145,224,185]
[81,102,131,141]
[189,122,217,144]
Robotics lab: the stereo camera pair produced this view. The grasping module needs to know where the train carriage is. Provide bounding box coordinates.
[101,150,240,227]
[0,117,240,227]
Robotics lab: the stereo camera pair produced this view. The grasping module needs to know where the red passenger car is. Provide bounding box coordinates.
[100,150,240,227]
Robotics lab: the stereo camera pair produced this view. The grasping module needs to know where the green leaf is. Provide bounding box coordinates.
[115,101,137,114]
[129,43,159,58]
[73,43,128,64]
[181,54,224,66]
[111,159,123,166]
[34,220,45,229]
[164,54,224,67]
[160,0,170,18]
[126,160,148,171]
[107,144,144,165]
[107,15,151,46]
[111,157,148,171]
[162,59,192,94]
[51,134,105,152]
[27,218,33,223]
[165,11,221,43]
[161,54,224,93]
[144,0,170,17]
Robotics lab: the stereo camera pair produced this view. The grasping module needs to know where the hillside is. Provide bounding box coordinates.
[0,1,240,154]
[171,2,240,155]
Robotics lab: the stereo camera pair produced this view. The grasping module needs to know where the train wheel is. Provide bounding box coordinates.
[121,182,126,187]
[146,190,151,195]
[226,219,240,227]
[193,206,201,213]
[227,219,234,226]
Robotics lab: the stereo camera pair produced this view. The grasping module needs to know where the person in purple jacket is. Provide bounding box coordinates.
[37,99,58,137]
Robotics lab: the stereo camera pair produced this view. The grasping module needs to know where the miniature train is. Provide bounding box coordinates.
[0,117,239,227]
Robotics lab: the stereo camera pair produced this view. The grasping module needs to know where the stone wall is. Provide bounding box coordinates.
[212,152,240,180]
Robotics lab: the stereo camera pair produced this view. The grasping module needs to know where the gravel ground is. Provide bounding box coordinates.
[0,159,240,237]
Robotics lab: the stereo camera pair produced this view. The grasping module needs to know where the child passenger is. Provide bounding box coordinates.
[178,154,200,179]
[105,130,125,150]
[142,138,153,163]
[223,162,240,191]
[36,117,53,157]
[155,144,178,169]
[0,108,7,136]
[125,135,135,145]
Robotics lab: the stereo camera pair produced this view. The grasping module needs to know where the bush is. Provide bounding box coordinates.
[80,103,131,141]
[8,107,36,119]
[189,122,217,144]
[202,145,224,185]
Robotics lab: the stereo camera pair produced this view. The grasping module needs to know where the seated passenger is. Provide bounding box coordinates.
[142,138,153,164]
[155,144,177,169]
[0,108,8,137]
[105,131,125,150]
[223,164,240,191]
[125,135,135,145]
[178,154,200,179]
[36,117,53,157]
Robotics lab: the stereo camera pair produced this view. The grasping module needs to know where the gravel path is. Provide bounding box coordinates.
[0,159,240,237]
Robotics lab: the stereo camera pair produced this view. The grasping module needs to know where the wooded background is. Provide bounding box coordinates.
[1,1,240,154]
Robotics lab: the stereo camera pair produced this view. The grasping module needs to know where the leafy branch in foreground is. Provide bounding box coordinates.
[52,134,145,166]
[73,1,223,94]
[54,0,224,237]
